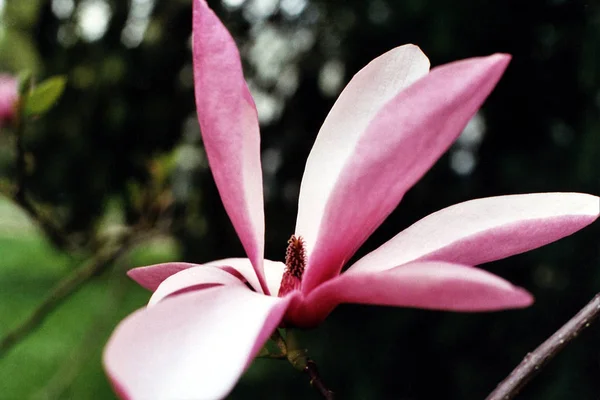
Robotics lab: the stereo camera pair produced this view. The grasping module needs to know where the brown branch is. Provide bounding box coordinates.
[12,108,74,251]
[17,196,74,251]
[486,293,600,400]
[284,329,335,399]
[0,233,139,358]
[32,268,131,400]
[304,359,335,400]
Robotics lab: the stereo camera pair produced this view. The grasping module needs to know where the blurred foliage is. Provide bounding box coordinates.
[23,75,67,116]
[0,0,598,399]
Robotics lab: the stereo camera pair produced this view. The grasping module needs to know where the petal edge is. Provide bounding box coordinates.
[349,193,600,273]
[193,0,268,293]
[104,286,291,400]
[291,262,533,327]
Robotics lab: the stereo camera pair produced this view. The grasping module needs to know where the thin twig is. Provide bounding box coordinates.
[304,359,335,400]
[14,111,26,205]
[486,293,600,400]
[17,196,74,251]
[32,266,131,400]
[284,329,335,399]
[0,233,139,358]
[12,107,73,251]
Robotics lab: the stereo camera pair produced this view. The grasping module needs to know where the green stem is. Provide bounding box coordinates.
[258,330,288,359]
[286,330,335,400]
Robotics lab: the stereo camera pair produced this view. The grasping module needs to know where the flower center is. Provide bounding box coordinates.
[277,235,306,297]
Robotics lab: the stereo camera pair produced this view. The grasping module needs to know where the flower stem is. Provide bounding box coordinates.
[286,329,335,399]
[486,293,600,400]
[303,359,335,400]
[258,330,288,359]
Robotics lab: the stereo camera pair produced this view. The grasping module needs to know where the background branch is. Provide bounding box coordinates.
[486,293,600,400]
[0,232,143,357]
[11,101,74,251]
[16,196,74,251]
[31,266,131,400]
[14,114,26,206]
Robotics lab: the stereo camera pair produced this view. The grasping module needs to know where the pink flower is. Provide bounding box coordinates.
[103,1,600,398]
[0,75,18,128]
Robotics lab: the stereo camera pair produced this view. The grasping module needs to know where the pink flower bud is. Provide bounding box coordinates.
[0,75,18,128]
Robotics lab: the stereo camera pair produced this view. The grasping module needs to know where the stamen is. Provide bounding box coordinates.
[285,235,306,278]
[278,235,306,297]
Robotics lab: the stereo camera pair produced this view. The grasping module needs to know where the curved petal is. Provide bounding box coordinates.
[104,286,291,400]
[128,262,196,291]
[289,262,532,327]
[204,258,286,296]
[128,259,286,295]
[300,53,511,294]
[193,0,267,293]
[349,193,600,274]
[148,266,247,306]
[295,44,430,290]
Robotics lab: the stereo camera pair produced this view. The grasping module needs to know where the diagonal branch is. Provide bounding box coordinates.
[16,196,74,251]
[0,233,144,358]
[31,267,131,400]
[486,293,600,400]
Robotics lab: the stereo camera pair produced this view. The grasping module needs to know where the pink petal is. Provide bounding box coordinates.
[349,193,600,274]
[128,258,286,295]
[128,262,196,291]
[205,258,286,296]
[148,266,247,306]
[300,54,511,294]
[295,44,430,290]
[289,262,532,327]
[104,286,292,400]
[193,0,267,293]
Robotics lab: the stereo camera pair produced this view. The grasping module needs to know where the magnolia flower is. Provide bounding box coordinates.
[103,1,599,398]
[0,75,18,129]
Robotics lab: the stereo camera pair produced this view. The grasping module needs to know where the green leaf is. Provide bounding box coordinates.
[17,70,33,96]
[24,76,67,116]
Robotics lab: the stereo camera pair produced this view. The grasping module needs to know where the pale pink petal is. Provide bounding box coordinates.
[204,258,286,296]
[193,0,267,293]
[300,54,511,293]
[295,44,429,288]
[129,258,286,295]
[349,193,600,274]
[128,262,196,291]
[148,266,247,306]
[104,286,292,400]
[289,262,532,327]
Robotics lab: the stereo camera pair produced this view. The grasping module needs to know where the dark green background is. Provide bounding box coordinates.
[0,0,599,398]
